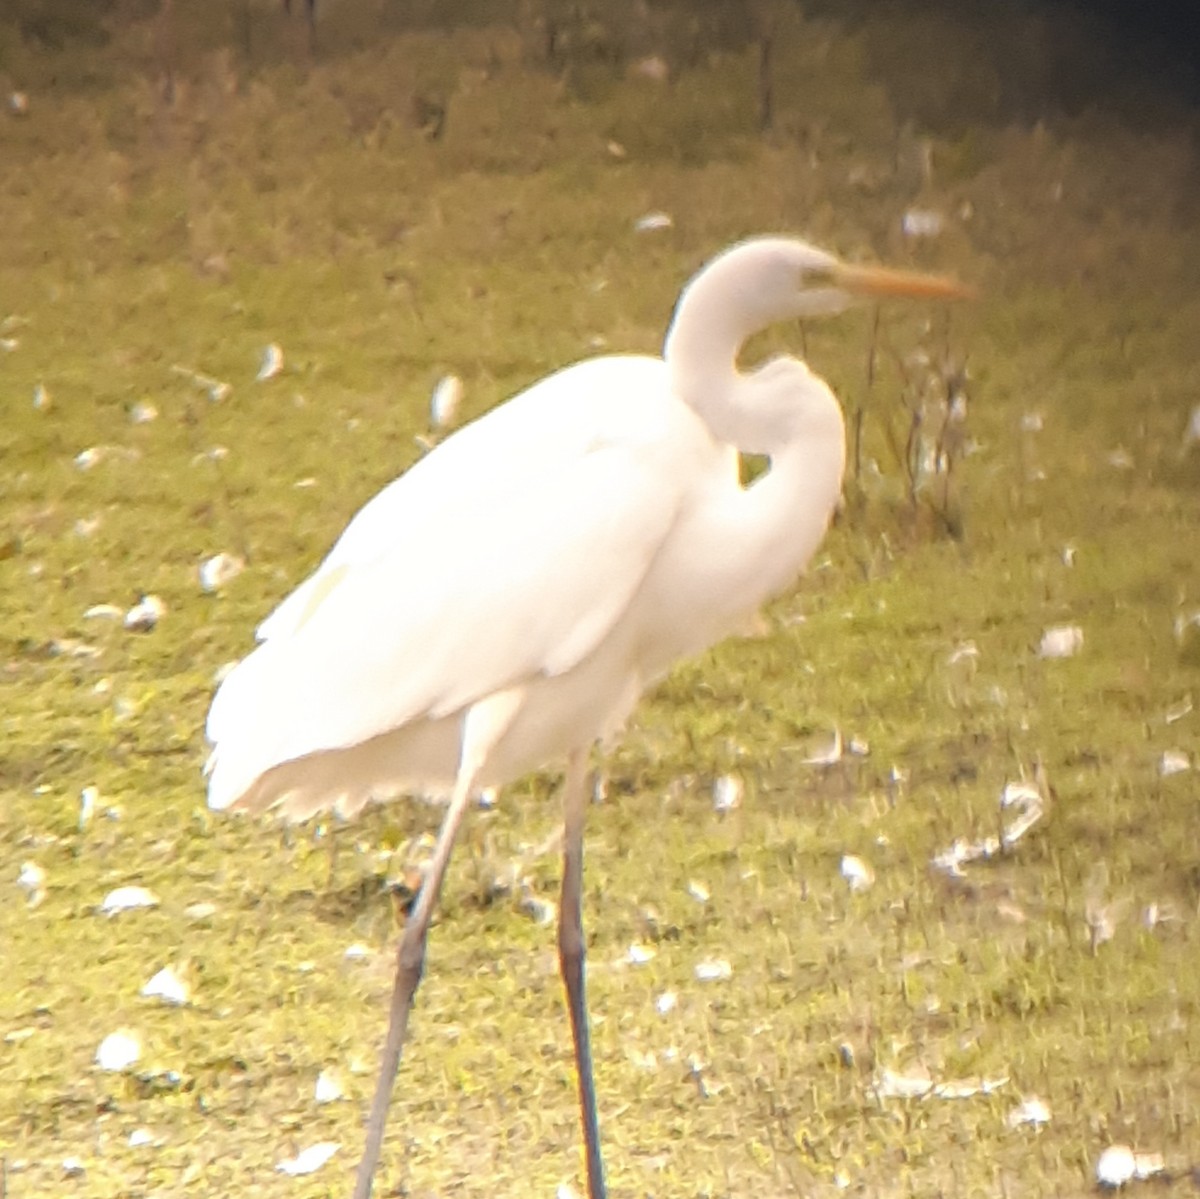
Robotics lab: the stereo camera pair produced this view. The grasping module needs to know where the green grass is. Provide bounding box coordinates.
[2,3,1199,1196]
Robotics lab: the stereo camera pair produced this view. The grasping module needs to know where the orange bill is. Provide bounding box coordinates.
[832,261,976,301]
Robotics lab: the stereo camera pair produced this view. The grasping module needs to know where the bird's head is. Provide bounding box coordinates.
[664,235,973,454]
[681,236,973,336]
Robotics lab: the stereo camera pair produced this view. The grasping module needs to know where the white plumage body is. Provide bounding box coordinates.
[206,346,843,819]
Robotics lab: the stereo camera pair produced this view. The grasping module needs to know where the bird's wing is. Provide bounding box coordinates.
[206,431,690,809]
[256,354,664,643]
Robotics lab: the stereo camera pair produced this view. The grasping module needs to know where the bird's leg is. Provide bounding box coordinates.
[352,777,473,1199]
[353,688,524,1199]
[558,747,607,1199]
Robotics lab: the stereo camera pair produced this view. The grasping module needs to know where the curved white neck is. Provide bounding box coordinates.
[660,254,847,619]
[664,277,764,449]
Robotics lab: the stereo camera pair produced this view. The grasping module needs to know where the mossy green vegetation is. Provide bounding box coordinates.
[2,3,1198,1196]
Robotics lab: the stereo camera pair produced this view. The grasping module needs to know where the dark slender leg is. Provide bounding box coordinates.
[352,778,473,1199]
[352,690,522,1199]
[558,748,607,1199]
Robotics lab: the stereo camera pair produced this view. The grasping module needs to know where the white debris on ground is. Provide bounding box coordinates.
[78,785,98,829]
[875,1066,1008,1101]
[873,1065,932,1099]
[276,1142,339,1176]
[95,1029,141,1072]
[100,885,160,915]
[256,343,284,380]
[1095,1144,1166,1188]
[634,211,672,232]
[1158,749,1190,776]
[124,594,166,632]
[901,208,943,238]
[840,854,875,893]
[1007,1096,1052,1128]
[190,445,230,467]
[693,958,732,982]
[314,1069,345,1104]
[18,861,46,906]
[199,552,245,593]
[73,444,142,471]
[947,640,980,667]
[803,727,843,766]
[430,374,463,430]
[141,964,191,1006]
[83,603,123,621]
[1143,900,1180,930]
[49,637,101,659]
[931,779,1046,877]
[711,774,742,812]
[1038,624,1083,658]
[171,363,231,402]
[1098,1146,1138,1188]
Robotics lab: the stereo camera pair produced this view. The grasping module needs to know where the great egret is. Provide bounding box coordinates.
[205,236,969,1199]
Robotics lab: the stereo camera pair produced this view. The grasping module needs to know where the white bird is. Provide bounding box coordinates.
[205,236,969,1199]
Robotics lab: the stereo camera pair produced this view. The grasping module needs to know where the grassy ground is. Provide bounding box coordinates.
[2,3,1199,1197]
